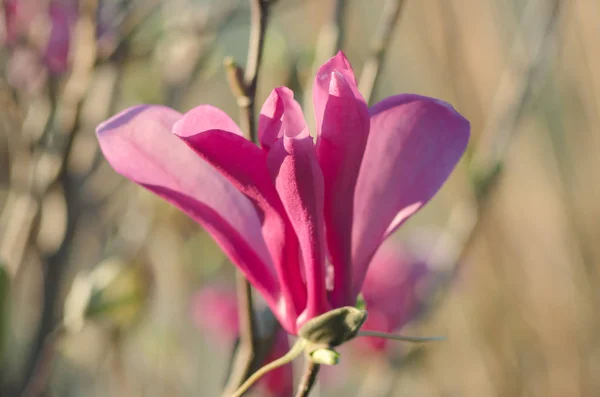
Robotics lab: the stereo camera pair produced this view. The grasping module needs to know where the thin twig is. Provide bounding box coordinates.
[20,326,65,397]
[358,0,406,104]
[231,338,306,397]
[294,359,321,397]
[430,0,562,270]
[221,2,276,394]
[302,0,347,131]
[356,331,445,342]
[18,0,100,393]
[221,273,260,396]
[241,0,272,141]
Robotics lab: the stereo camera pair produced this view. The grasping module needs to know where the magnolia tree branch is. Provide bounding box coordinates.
[358,0,406,104]
[235,0,273,142]
[430,0,562,270]
[222,1,276,395]
[294,360,321,397]
[18,0,100,394]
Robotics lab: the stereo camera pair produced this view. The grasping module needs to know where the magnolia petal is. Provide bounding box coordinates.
[359,238,429,351]
[265,90,329,329]
[260,329,294,397]
[351,95,470,295]
[45,1,77,74]
[96,105,280,315]
[173,105,305,329]
[312,51,364,131]
[313,52,370,307]
[258,87,287,150]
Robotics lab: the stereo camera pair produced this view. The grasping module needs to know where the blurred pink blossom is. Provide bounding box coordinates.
[2,0,77,75]
[190,286,239,344]
[97,51,470,336]
[358,238,432,352]
[191,286,293,397]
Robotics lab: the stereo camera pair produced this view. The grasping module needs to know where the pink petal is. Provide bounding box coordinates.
[258,87,286,150]
[96,105,280,315]
[190,286,239,345]
[313,52,370,307]
[312,51,364,129]
[44,1,77,74]
[173,105,306,332]
[351,95,470,295]
[359,238,429,351]
[260,329,294,397]
[264,89,329,327]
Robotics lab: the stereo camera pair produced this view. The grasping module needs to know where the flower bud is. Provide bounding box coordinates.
[299,306,367,346]
[310,348,340,366]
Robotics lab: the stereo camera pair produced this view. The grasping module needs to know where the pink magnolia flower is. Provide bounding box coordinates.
[96,51,469,336]
[191,286,293,397]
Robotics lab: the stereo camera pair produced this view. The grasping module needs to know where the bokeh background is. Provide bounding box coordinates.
[1,0,599,396]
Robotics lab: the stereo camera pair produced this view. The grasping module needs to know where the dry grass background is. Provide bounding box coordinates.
[1,0,599,396]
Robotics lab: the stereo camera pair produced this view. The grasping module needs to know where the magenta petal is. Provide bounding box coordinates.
[313,52,370,307]
[96,105,280,316]
[359,239,429,351]
[173,105,306,332]
[258,87,287,150]
[190,286,239,345]
[44,1,77,74]
[265,90,329,328]
[351,95,469,295]
[260,329,294,397]
[173,103,244,137]
[312,51,364,131]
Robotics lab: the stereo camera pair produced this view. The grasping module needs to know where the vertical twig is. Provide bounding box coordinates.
[240,0,272,142]
[294,360,321,397]
[430,0,562,269]
[20,326,65,397]
[18,0,100,393]
[222,1,276,395]
[358,0,406,104]
[302,0,347,130]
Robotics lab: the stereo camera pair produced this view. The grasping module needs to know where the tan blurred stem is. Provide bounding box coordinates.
[20,325,65,397]
[302,0,347,131]
[18,0,100,393]
[222,3,276,394]
[109,329,131,397]
[431,0,562,269]
[295,359,321,397]
[222,273,260,396]
[358,0,406,104]
[234,0,274,142]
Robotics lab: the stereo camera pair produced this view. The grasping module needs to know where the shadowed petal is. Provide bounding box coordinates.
[313,52,370,307]
[96,105,280,317]
[173,105,305,330]
[258,87,286,151]
[261,329,294,397]
[351,95,470,295]
[265,90,329,328]
[359,238,429,351]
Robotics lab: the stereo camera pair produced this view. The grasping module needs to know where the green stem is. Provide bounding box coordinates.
[231,338,306,397]
[356,331,445,342]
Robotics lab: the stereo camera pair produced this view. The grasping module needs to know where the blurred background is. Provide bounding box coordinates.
[0,0,599,396]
